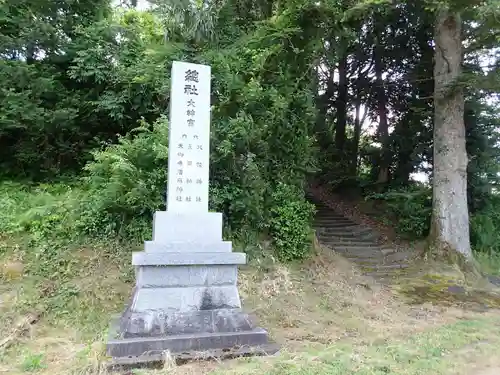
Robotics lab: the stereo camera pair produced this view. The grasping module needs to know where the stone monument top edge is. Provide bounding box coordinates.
[172,60,211,70]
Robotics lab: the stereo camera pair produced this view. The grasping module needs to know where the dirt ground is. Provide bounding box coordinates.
[2,243,500,375]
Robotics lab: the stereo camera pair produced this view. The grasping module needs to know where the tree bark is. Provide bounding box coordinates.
[373,37,390,184]
[351,96,362,176]
[428,8,473,262]
[335,54,348,154]
[315,70,335,151]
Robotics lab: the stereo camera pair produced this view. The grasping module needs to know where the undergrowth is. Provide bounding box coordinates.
[0,114,315,264]
[366,186,500,273]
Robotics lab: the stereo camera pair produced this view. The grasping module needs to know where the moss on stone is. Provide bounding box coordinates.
[396,271,500,309]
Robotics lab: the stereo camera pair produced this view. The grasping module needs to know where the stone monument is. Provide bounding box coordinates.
[106,61,276,365]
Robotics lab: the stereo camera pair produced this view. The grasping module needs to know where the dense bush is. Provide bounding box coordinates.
[78,108,316,259]
[269,183,315,261]
[367,186,500,258]
[79,116,169,239]
[367,186,432,238]
[470,196,500,255]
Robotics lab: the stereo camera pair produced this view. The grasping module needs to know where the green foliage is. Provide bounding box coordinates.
[269,183,315,261]
[470,196,500,255]
[0,181,80,240]
[20,353,46,372]
[367,186,432,238]
[79,116,168,239]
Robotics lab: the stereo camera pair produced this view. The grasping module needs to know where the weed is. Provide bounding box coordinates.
[20,353,46,372]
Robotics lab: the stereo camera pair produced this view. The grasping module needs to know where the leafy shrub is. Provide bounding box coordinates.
[78,116,168,239]
[79,114,316,261]
[470,196,500,254]
[367,186,432,238]
[0,181,82,241]
[269,183,315,261]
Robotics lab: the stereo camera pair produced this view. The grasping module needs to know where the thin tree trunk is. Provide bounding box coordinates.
[351,96,362,176]
[315,71,334,151]
[335,54,348,154]
[428,8,473,262]
[373,40,390,184]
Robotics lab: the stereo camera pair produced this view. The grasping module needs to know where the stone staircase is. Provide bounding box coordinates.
[307,192,412,281]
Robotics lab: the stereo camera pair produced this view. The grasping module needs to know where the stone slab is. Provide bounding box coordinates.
[107,328,270,358]
[132,252,246,266]
[152,211,222,243]
[107,343,281,366]
[166,61,211,213]
[136,265,237,288]
[120,308,256,337]
[131,285,241,311]
[144,240,232,253]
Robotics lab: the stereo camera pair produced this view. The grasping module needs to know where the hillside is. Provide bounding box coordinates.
[2,183,500,375]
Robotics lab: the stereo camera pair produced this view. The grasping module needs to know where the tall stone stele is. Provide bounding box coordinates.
[106,61,275,364]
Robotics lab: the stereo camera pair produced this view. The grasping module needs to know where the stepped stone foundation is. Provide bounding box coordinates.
[106,212,277,364]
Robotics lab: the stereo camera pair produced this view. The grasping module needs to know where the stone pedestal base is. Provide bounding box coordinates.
[106,211,278,365]
[106,309,277,364]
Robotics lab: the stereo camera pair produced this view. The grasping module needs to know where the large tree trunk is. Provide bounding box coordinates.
[428,8,473,262]
[335,55,348,154]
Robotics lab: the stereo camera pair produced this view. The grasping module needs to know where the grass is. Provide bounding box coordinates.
[1,181,500,374]
[476,251,500,276]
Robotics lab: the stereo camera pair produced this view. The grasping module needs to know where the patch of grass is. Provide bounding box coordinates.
[475,251,500,276]
[0,181,80,235]
[20,352,47,372]
[2,181,500,375]
[206,317,500,375]
[2,241,499,375]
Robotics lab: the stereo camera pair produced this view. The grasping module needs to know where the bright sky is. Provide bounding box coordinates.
[112,0,150,9]
[136,0,150,10]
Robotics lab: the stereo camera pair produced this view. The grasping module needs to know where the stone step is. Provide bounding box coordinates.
[383,251,413,263]
[316,224,371,232]
[317,229,374,238]
[316,217,357,222]
[315,211,352,220]
[332,243,381,250]
[345,257,384,265]
[315,223,359,230]
[363,263,409,271]
[314,217,357,224]
[323,241,378,247]
[308,194,415,282]
[333,249,383,259]
[319,234,380,243]
[314,211,347,218]
[333,248,384,263]
[316,223,357,229]
[333,243,396,253]
[322,235,381,245]
[323,244,380,252]
[343,251,410,263]
[326,240,380,246]
[364,272,397,280]
[314,211,350,218]
[333,245,380,252]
